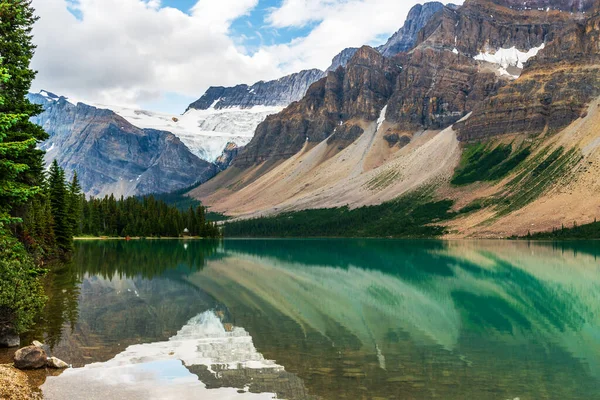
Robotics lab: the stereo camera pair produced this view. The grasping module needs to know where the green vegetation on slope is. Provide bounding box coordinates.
[224,192,456,238]
[451,143,531,185]
[146,185,229,222]
[521,219,600,240]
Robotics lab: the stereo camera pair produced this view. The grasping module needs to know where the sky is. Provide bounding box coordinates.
[30,0,462,114]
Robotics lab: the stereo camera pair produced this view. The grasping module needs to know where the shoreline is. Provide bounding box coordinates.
[73,236,216,241]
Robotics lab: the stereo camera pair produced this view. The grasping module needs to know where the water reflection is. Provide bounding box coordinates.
[39,239,600,400]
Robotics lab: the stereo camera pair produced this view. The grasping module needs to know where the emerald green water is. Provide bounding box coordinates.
[30,239,600,399]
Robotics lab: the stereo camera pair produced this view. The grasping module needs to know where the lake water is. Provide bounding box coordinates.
[27,239,600,399]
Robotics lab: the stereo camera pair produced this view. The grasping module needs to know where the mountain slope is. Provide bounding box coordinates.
[29,92,217,197]
[190,0,600,237]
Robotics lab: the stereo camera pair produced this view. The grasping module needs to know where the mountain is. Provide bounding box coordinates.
[187,69,326,111]
[491,0,596,11]
[378,2,446,57]
[104,104,281,162]
[326,47,360,72]
[189,0,600,238]
[29,91,218,197]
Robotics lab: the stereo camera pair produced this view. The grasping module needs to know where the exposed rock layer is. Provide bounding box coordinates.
[457,3,600,140]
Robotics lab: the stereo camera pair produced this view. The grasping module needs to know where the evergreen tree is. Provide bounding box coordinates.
[48,160,72,254]
[67,171,82,235]
[0,1,47,221]
[0,64,37,224]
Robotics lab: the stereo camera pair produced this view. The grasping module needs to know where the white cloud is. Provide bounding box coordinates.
[31,0,464,112]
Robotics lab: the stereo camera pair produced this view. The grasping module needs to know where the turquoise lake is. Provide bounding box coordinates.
[24,239,600,399]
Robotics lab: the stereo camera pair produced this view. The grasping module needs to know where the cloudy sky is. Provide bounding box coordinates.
[31,0,460,114]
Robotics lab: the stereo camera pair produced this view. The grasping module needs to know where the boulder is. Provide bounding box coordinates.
[46,356,69,369]
[32,340,52,357]
[13,345,47,370]
[0,323,20,348]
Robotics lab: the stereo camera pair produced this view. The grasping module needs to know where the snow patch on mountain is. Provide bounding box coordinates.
[103,105,283,162]
[474,44,546,77]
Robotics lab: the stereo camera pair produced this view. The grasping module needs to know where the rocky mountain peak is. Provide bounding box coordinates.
[326,47,359,72]
[378,2,445,57]
[348,45,386,68]
[187,69,325,111]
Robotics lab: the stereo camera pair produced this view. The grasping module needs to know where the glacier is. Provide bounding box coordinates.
[103,104,283,162]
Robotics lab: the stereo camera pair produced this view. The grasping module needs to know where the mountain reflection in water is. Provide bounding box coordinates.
[36,239,600,400]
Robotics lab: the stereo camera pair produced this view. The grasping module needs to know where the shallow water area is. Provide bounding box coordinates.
[27,239,600,399]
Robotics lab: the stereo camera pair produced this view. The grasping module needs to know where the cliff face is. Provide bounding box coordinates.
[326,48,359,72]
[214,142,241,171]
[234,47,398,168]
[231,0,585,167]
[187,69,325,111]
[491,0,595,12]
[378,2,445,57]
[29,93,217,197]
[456,3,600,140]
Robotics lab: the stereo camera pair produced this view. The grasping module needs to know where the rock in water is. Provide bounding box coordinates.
[46,357,69,369]
[32,340,52,357]
[0,323,20,348]
[13,345,47,370]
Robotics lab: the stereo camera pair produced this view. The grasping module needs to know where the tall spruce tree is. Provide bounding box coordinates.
[48,160,72,253]
[0,1,47,222]
[67,171,82,236]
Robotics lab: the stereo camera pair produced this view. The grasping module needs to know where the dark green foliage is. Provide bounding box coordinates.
[224,194,455,238]
[67,172,83,236]
[532,147,564,177]
[451,143,530,185]
[146,183,202,211]
[206,212,230,222]
[48,160,72,253]
[521,218,600,240]
[79,195,220,238]
[0,225,46,333]
[0,0,51,335]
[0,0,48,223]
[146,185,229,222]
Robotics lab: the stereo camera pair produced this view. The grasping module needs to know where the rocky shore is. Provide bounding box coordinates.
[0,341,69,399]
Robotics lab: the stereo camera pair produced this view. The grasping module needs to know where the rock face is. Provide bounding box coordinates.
[234,46,398,168]
[214,142,241,171]
[491,0,595,12]
[326,47,359,72]
[457,2,600,140]
[225,0,592,169]
[187,69,326,111]
[13,345,47,370]
[29,92,218,197]
[378,2,445,57]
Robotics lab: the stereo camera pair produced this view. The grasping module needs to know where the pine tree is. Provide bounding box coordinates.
[0,64,38,224]
[0,1,47,222]
[67,171,82,236]
[48,160,72,254]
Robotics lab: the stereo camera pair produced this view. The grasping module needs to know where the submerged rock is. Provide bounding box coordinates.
[13,345,47,370]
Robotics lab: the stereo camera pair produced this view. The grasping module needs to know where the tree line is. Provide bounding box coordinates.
[0,1,218,338]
